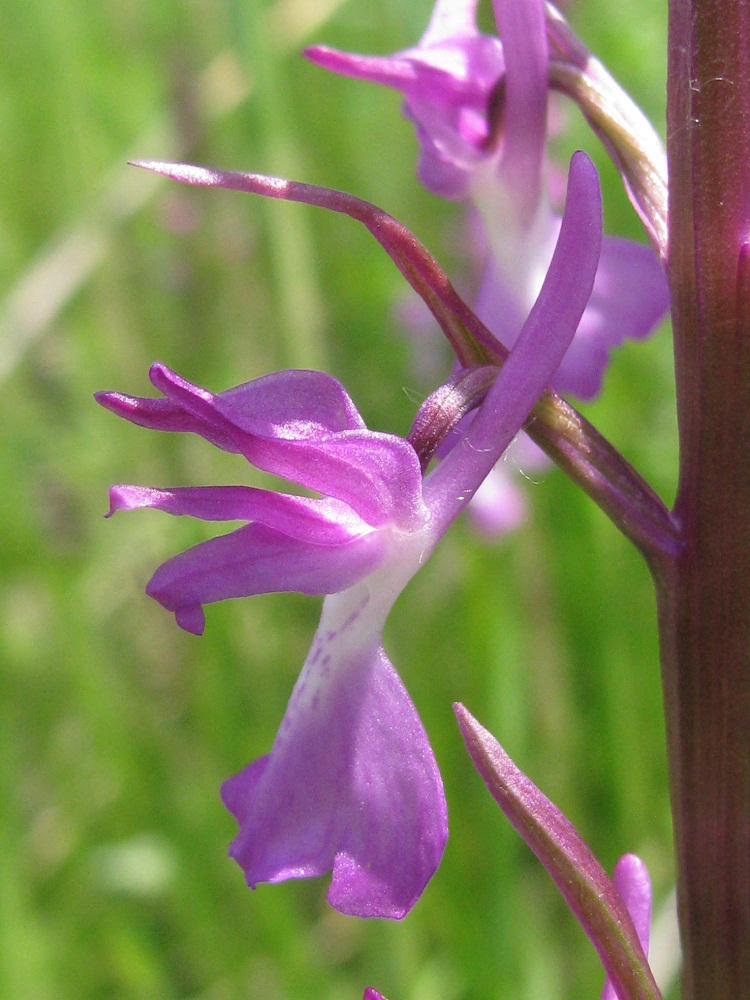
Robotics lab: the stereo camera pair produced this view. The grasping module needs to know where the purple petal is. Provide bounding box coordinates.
[148,363,367,438]
[95,390,242,454]
[491,0,548,218]
[305,0,503,201]
[146,523,389,635]
[222,629,447,918]
[106,363,427,530]
[470,152,601,444]
[552,236,670,399]
[303,47,422,92]
[423,152,602,532]
[108,485,372,543]
[475,228,670,401]
[96,365,365,453]
[363,990,389,1000]
[601,854,653,1000]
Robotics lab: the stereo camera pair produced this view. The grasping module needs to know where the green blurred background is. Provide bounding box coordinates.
[0,0,678,997]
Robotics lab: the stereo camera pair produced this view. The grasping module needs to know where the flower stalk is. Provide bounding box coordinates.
[660,0,750,996]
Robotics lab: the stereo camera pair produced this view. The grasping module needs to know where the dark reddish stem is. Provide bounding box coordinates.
[662,1,750,996]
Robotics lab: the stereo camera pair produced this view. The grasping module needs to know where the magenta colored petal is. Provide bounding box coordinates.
[304,46,419,90]
[305,0,503,201]
[470,151,601,447]
[119,364,426,530]
[491,0,548,218]
[306,8,498,100]
[108,485,371,543]
[96,365,365,453]
[149,363,366,436]
[146,523,388,635]
[222,635,447,918]
[95,390,242,454]
[363,990,389,1000]
[423,152,602,531]
[552,236,670,399]
[601,854,653,1000]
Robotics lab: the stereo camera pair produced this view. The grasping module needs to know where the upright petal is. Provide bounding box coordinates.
[423,152,602,533]
[491,0,549,220]
[222,598,447,918]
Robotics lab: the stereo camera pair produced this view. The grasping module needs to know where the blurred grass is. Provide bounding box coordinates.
[0,1,677,998]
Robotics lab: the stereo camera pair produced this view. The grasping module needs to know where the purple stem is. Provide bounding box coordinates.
[661,0,750,996]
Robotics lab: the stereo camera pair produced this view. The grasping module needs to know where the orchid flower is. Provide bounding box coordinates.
[306,0,669,399]
[97,151,602,919]
[306,0,669,538]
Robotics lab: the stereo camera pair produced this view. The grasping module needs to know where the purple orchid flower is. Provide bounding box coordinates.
[306,0,669,401]
[307,0,668,540]
[97,151,602,919]
[307,0,503,201]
